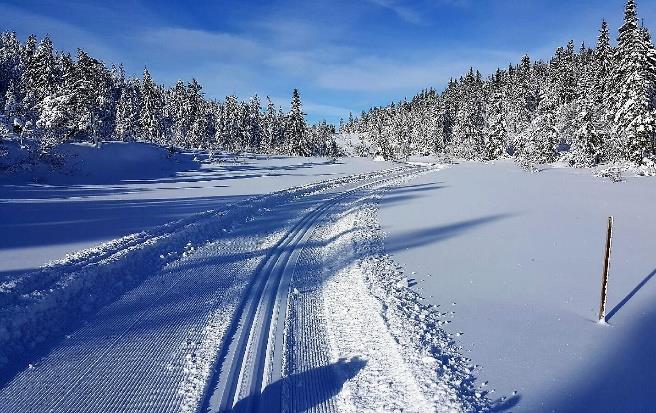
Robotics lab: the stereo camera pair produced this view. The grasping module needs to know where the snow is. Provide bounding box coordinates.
[0,141,392,274]
[0,165,414,411]
[3,141,655,412]
[377,159,656,412]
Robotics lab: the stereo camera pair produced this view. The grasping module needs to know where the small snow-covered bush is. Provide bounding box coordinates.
[637,157,656,176]
[595,165,625,182]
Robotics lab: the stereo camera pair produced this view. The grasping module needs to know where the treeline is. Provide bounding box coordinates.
[342,0,656,169]
[0,33,339,157]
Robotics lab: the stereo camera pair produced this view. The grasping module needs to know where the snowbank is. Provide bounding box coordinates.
[0,139,195,185]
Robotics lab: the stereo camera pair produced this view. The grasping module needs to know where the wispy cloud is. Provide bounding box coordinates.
[311,51,519,93]
[364,0,469,24]
[365,0,423,24]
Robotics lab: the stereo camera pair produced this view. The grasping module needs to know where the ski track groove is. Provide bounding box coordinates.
[286,208,342,413]
[206,166,428,413]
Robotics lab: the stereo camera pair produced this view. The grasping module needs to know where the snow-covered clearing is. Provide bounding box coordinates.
[0,141,391,274]
[378,160,656,412]
[1,155,500,412]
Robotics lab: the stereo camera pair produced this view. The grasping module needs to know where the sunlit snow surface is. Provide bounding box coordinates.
[378,159,656,412]
[2,143,655,412]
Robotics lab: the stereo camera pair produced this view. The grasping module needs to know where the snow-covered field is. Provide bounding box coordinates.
[378,160,656,412]
[2,142,654,412]
[0,141,391,275]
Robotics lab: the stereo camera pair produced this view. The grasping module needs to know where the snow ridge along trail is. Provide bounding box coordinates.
[203,167,428,413]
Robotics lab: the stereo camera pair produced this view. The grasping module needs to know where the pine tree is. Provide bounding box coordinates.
[246,95,262,151]
[186,79,207,148]
[261,96,280,153]
[285,89,310,156]
[0,32,21,103]
[169,80,188,147]
[24,36,57,116]
[594,20,613,106]
[569,101,604,166]
[609,0,656,163]
[139,67,164,144]
[114,78,140,141]
[73,49,113,145]
[4,80,22,129]
[451,69,485,159]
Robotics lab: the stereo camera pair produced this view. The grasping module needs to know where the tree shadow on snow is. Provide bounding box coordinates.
[227,357,367,413]
[383,214,513,253]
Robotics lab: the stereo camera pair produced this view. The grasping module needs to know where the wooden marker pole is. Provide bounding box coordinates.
[598,216,613,322]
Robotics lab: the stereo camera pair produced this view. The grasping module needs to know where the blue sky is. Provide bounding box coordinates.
[1,0,655,123]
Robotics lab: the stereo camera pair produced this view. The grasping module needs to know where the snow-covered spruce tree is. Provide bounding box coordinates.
[114,78,141,141]
[451,69,485,160]
[285,89,311,156]
[4,80,23,132]
[17,35,37,123]
[593,20,614,108]
[36,91,74,152]
[167,80,188,147]
[35,53,76,151]
[608,0,656,164]
[0,32,21,106]
[261,96,281,153]
[139,67,165,144]
[482,73,508,160]
[71,49,114,146]
[568,99,605,166]
[14,35,54,130]
[516,113,560,171]
[246,95,263,152]
[220,95,241,152]
[185,79,207,149]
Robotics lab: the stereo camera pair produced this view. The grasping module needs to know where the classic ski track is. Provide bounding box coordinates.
[205,166,427,413]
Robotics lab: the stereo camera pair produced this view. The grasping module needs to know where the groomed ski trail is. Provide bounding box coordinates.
[203,167,428,413]
[0,166,436,413]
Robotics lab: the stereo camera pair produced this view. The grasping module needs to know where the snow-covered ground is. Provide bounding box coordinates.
[378,160,656,412]
[1,159,499,412]
[3,141,654,412]
[0,141,391,275]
